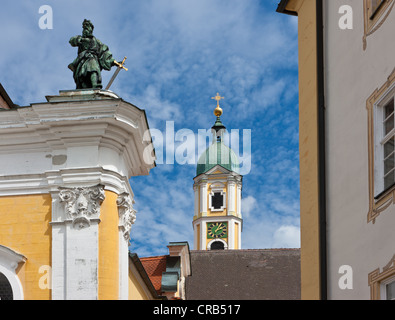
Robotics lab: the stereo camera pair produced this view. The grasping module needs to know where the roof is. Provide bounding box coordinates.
[185,249,301,300]
[196,141,240,176]
[0,83,17,109]
[140,255,168,295]
[128,253,167,300]
[276,0,297,16]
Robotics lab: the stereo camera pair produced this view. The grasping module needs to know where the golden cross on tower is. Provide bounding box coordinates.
[212,92,224,117]
[211,93,224,107]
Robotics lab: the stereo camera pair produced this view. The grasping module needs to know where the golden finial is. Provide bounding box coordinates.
[211,92,224,117]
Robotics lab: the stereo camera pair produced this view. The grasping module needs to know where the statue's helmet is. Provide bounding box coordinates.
[82,19,94,32]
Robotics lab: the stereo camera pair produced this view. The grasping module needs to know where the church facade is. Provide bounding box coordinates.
[0,88,157,300]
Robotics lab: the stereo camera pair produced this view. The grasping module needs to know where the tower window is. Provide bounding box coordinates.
[0,272,13,300]
[210,241,225,250]
[211,192,224,210]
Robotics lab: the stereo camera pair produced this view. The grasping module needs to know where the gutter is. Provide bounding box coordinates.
[316,0,327,301]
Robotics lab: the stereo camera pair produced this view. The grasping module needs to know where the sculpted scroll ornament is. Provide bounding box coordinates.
[117,193,137,241]
[59,185,105,229]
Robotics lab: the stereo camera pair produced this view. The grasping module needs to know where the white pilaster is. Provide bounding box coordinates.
[51,184,104,300]
[237,184,242,218]
[193,184,199,219]
[227,179,236,215]
[200,180,208,216]
[201,222,207,250]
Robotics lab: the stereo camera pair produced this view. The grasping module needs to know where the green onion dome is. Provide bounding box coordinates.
[196,93,239,176]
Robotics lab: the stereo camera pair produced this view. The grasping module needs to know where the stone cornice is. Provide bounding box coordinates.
[0,166,134,197]
[0,93,155,178]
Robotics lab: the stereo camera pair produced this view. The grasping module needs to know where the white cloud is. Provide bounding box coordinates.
[272,225,300,248]
[241,195,257,218]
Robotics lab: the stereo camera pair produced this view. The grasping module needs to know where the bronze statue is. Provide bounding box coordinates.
[68,19,118,89]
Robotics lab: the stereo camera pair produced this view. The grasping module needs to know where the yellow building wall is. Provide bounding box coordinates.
[128,265,151,300]
[285,0,321,300]
[0,194,52,300]
[98,190,119,300]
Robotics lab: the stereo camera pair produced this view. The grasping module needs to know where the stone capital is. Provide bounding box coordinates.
[117,193,136,241]
[59,184,105,229]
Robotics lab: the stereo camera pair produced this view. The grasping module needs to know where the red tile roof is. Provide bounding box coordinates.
[140,255,167,295]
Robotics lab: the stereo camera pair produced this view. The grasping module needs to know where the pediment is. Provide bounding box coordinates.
[205,165,232,175]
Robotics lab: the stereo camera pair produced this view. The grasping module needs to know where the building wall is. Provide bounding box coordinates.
[128,263,153,300]
[284,0,321,300]
[0,194,51,300]
[324,0,395,299]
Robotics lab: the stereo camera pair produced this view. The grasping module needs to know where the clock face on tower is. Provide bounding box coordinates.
[207,222,228,239]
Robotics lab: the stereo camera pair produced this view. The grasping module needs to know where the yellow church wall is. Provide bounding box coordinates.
[284,0,321,300]
[0,194,52,300]
[98,190,119,300]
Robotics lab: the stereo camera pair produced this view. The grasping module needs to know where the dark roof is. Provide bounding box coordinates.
[0,83,17,109]
[185,249,300,300]
[276,0,297,16]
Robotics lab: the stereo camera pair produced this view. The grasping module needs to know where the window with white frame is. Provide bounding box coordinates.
[382,98,395,190]
[209,190,226,211]
[380,276,395,300]
[369,0,386,19]
[386,280,395,300]
[374,92,395,198]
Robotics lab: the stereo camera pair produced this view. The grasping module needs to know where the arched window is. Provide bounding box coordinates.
[0,245,26,300]
[0,272,13,300]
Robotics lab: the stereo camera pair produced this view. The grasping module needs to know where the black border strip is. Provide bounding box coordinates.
[316,0,327,301]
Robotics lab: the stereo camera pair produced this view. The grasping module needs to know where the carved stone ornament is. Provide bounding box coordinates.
[117,193,137,241]
[59,185,105,229]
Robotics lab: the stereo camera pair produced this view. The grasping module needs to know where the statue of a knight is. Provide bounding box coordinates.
[68,19,116,89]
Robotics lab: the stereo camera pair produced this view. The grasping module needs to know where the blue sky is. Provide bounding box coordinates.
[0,0,299,257]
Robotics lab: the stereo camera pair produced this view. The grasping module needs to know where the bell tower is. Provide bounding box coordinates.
[193,94,243,250]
